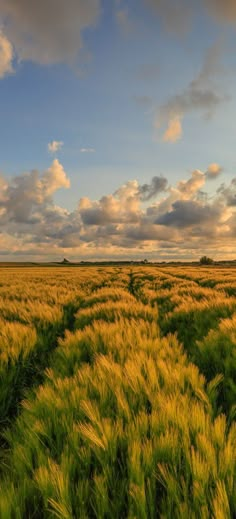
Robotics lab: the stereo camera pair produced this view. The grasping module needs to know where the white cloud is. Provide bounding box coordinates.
[0,31,13,78]
[0,159,70,223]
[80,147,95,153]
[48,141,64,153]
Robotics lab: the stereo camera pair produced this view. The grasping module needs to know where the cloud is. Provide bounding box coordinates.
[80,147,95,153]
[41,159,70,195]
[177,170,205,197]
[144,0,236,32]
[162,116,182,143]
[125,223,177,241]
[0,31,14,78]
[144,0,192,34]
[217,178,236,207]
[1,161,236,259]
[205,0,236,24]
[156,199,220,228]
[145,169,207,222]
[0,0,100,65]
[158,85,223,123]
[80,180,141,225]
[138,176,168,200]
[155,42,228,142]
[205,163,223,179]
[0,159,70,223]
[48,141,64,153]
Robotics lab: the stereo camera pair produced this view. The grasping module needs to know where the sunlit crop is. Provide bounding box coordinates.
[1,264,236,518]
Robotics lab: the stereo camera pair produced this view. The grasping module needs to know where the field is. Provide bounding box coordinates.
[1,265,236,518]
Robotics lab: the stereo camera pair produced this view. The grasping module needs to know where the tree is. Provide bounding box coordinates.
[200,256,214,265]
[61,258,70,264]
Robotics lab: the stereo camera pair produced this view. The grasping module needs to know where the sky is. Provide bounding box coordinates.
[0,0,236,261]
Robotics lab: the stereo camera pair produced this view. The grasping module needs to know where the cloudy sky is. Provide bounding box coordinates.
[0,0,236,261]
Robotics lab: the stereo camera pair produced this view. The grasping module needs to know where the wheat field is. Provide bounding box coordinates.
[0,265,236,518]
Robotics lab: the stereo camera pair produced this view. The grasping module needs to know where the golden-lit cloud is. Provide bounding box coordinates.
[162,116,182,143]
[42,159,70,195]
[0,31,13,78]
[48,141,64,153]
[0,159,70,223]
[177,170,205,197]
[1,160,236,260]
[206,163,223,179]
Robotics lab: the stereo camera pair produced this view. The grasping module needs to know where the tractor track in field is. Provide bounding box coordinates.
[127,269,235,414]
[0,300,79,453]
[0,274,117,460]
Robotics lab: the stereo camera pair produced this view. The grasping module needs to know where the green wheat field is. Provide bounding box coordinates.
[1,265,236,518]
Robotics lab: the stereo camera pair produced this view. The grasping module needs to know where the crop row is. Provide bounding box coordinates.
[129,267,236,412]
[0,271,236,517]
[1,265,236,517]
[0,267,116,440]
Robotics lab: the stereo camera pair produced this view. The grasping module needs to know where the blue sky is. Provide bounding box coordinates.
[0,0,236,260]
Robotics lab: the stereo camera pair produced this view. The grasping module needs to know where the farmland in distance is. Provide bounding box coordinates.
[1,265,236,518]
